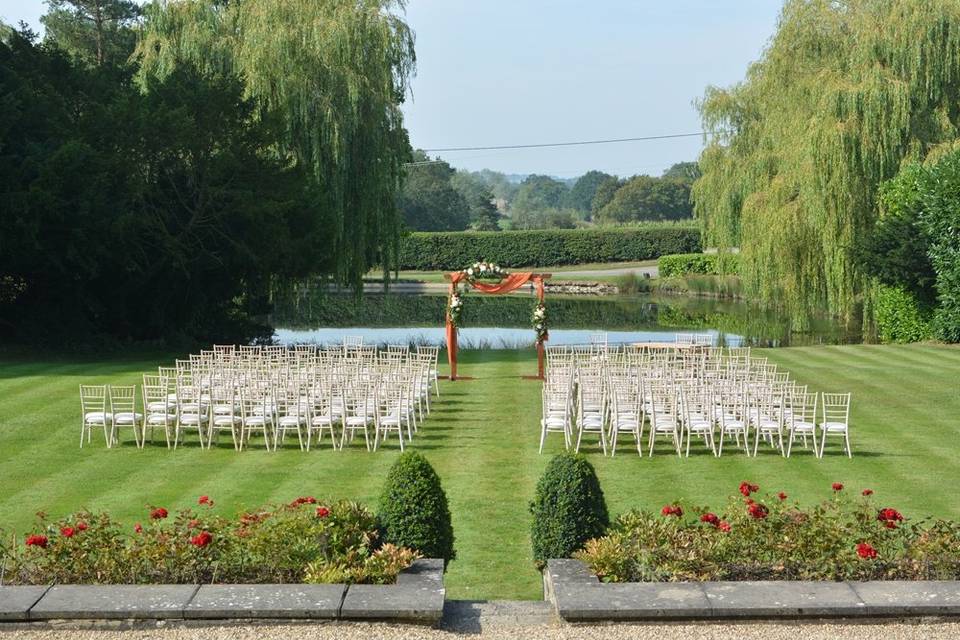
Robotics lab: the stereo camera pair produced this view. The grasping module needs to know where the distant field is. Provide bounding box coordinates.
[1,344,958,599]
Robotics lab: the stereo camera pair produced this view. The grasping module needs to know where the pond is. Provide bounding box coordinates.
[270,289,859,348]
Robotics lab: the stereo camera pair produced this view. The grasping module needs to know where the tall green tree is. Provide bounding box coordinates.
[565,170,613,218]
[590,176,622,219]
[136,0,416,288]
[0,29,318,343]
[662,161,701,182]
[694,0,960,323]
[399,152,470,231]
[596,175,692,223]
[41,0,141,66]
[512,174,567,217]
[451,171,501,230]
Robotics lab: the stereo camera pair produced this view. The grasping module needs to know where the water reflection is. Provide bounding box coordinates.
[270,291,858,348]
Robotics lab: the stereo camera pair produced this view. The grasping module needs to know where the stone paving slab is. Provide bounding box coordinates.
[184,584,345,619]
[29,585,198,620]
[395,559,444,588]
[851,581,960,616]
[340,583,444,624]
[0,586,50,621]
[703,581,866,617]
[554,582,712,620]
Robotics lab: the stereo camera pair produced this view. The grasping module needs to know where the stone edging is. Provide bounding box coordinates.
[544,559,960,621]
[0,558,443,625]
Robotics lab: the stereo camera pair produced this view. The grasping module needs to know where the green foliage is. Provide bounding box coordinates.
[565,170,614,216]
[694,0,960,322]
[858,166,938,307]
[596,174,693,223]
[530,453,609,567]
[576,484,960,581]
[451,170,501,230]
[658,253,739,278]
[511,174,569,228]
[397,226,700,270]
[378,452,455,564]
[0,33,318,344]
[662,161,701,182]
[399,152,470,231]
[874,284,932,344]
[41,0,141,67]
[512,207,579,230]
[590,176,623,218]
[136,0,415,288]
[2,499,418,585]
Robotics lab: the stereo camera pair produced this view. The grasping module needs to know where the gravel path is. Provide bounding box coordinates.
[4,620,960,640]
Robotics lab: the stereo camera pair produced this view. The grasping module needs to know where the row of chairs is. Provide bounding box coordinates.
[540,343,852,458]
[79,341,441,451]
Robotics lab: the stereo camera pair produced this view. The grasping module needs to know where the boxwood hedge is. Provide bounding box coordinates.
[397,226,700,270]
[658,252,740,277]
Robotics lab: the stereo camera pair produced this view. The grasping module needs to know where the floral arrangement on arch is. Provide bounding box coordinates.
[463,261,507,283]
[532,302,548,341]
[448,289,464,329]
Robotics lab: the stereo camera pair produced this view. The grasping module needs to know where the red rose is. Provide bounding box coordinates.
[292,496,317,507]
[76,522,88,531]
[700,512,719,526]
[316,506,331,518]
[718,521,732,533]
[738,481,759,497]
[862,489,873,496]
[150,507,168,520]
[747,503,769,519]
[198,495,213,506]
[60,527,75,538]
[877,508,904,524]
[832,482,844,492]
[777,492,787,501]
[190,531,212,547]
[856,542,877,559]
[134,523,143,534]
[25,534,48,548]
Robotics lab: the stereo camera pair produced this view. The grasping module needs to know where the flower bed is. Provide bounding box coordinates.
[1,497,418,585]
[575,482,960,582]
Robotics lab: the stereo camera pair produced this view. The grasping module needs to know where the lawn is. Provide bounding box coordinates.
[1,344,959,599]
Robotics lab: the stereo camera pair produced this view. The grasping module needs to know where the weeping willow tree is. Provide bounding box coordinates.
[136,0,415,287]
[693,0,960,327]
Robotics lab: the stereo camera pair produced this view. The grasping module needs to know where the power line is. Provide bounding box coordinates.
[421,131,719,153]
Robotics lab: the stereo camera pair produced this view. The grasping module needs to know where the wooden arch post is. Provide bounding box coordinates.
[444,272,551,381]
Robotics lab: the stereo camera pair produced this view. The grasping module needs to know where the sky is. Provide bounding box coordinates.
[0,0,783,178]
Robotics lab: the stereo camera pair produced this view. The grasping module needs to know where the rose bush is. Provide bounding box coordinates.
[1,497,418,585]
[575,483,960,582]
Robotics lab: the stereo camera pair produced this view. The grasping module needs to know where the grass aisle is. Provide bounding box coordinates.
[1,344,959,599]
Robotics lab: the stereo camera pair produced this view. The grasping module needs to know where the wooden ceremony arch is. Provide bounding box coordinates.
[444,272,552,380]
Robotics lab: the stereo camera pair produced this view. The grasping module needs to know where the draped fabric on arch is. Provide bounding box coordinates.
[445,272,549,380]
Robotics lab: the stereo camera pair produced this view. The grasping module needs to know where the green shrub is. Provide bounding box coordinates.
[658,252,740,277]
[576,482,960,582]
[874,284,932,343]
[397,225,700,270]
[530,453,609,567]
[378,452,455,565]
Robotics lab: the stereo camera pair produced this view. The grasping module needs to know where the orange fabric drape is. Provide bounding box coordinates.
[446,272,548,380]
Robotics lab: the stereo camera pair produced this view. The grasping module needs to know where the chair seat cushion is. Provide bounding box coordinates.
[820,421,848,432]
[113,412,143,424]
[84,411,112,423]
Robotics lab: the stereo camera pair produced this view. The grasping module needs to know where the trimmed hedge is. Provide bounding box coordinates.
[658,252,740,277]
[530,453,609,568]
[397,226,701,270]
[378,452,455,566]
[875,284,932,344]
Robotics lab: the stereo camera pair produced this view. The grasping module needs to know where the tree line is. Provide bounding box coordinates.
[399,155,699,232]
[0,0,414,346]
